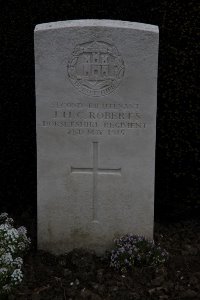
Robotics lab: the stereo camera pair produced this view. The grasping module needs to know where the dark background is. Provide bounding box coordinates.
[1,0,199,225]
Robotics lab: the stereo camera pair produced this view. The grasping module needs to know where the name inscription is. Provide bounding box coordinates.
[41,101,146,136]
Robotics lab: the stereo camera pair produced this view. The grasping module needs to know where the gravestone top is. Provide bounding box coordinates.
[35,19,159,254]
[35,19,158,32]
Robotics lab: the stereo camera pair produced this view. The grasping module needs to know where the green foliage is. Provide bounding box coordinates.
[0,213,31,294]
[110,234,168,273]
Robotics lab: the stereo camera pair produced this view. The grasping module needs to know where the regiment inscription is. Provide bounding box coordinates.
[41,101,146,136]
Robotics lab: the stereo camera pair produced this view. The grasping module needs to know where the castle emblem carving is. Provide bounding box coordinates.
[68,41,125,97]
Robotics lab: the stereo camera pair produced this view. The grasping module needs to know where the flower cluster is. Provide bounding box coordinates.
[0,213,31,294]
[110,234,168,272]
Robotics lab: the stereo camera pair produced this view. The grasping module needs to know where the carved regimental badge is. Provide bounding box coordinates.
[68,41,125,97]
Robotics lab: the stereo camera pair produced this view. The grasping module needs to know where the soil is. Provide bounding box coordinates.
[6,220,200,300]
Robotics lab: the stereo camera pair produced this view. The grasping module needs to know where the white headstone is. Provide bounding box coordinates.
[35,19,159,254]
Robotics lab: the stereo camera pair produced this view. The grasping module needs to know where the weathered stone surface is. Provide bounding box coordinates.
[35,19,159,254]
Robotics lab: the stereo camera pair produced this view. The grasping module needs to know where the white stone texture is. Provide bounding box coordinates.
[35,19,159,254]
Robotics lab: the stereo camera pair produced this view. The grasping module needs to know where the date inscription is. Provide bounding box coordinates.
[40,101,146,136]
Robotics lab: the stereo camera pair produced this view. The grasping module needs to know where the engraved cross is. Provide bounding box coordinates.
[71,142,121,222]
